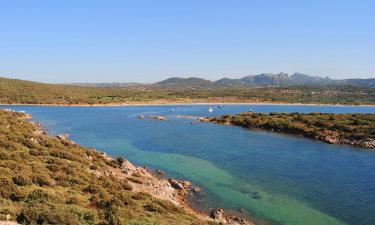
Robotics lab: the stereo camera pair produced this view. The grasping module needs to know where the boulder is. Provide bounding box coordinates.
[57,134,69,140]
[209,208,226,223]
[168,179,184,190]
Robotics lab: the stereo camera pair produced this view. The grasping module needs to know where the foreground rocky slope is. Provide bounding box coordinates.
[204,112,375,149]
[0,110,220,225]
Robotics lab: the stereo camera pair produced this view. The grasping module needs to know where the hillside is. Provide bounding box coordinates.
[0,109,217,225]
[1,77,375,105]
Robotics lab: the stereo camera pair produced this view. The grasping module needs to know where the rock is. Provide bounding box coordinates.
[323,136,339,144]
[57,134,69,140]
[182,180,191,187]
[362,139,375,149]
[168,179,184,190]
[226,216,252,225]
[154,169,165,176]
[151,116,167,120]
[29,137,38,144]
[209,208,226,223]
[251,191,261,199]
[0,221,20,225]
[192,187,201,193]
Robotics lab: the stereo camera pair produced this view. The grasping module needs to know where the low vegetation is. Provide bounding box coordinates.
[0,110,214,225]
[1,77,375,105]
[205,112,375,149]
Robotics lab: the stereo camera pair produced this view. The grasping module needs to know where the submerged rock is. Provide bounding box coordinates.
[226,216,252,225]
[192,186,201,193]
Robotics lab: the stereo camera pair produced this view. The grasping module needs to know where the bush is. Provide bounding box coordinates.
[116,157,125,166]
[83,185,101,194]
[127,177,143,184]
[121,181,133,191]
[131,192,151,201]
[131,172,142,178]
[12,175,31,186]
[32,175,50,187]
[89,164,98,170]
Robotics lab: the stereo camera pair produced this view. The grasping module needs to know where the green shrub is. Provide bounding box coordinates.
[127,177,143,184]
[116,157,125,166]
[12,175,31,186]
[32,175,50,187]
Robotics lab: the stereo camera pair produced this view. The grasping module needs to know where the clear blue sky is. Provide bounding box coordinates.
[0,0,374,83]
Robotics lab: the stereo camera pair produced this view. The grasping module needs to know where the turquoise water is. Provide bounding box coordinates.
[3,104,375,225]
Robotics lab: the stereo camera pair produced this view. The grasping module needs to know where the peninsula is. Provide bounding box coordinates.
[202,112,375,149]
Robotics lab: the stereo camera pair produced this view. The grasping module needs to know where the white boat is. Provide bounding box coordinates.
[208,108,213,112]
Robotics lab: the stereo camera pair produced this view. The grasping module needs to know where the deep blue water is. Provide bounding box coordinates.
[3,104,375,225]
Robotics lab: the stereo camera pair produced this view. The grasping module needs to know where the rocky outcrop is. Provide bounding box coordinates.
[209,208,226,223]
[138,115,167,120]
[168,178,185,190]
[320,133,375,149]
[209,209,254,225]
[0,221,19,225]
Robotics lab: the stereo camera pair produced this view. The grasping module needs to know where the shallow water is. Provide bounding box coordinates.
[3,104,375,225]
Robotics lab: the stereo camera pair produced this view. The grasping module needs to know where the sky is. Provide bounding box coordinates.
[0,0,374,83]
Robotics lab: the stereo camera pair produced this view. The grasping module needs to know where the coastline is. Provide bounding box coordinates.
[1,100,375,107]
[17,110,254,225]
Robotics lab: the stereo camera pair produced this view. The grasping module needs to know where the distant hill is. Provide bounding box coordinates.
[154,77,214,87]
[67,82,146,87]
[1,76,375,105]
[337,78,375,88]
[154,73,375,88]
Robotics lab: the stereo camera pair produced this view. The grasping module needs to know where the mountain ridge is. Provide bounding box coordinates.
[154,73,375,88]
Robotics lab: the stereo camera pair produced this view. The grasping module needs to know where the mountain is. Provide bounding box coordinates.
[216,73,292,86]
[215,72,336,87]
[155,73,374,88]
